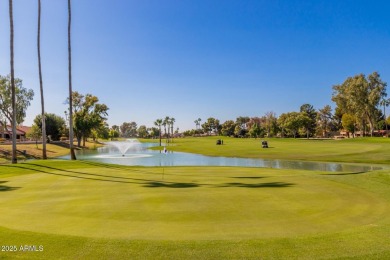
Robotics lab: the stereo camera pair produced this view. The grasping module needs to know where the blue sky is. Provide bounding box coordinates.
[1,0,390,131]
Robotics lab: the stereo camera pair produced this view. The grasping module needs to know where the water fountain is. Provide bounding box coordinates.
[105,139,142,156]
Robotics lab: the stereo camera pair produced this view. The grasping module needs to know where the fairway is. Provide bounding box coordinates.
[146,137,390,164]
[1,160,390,259]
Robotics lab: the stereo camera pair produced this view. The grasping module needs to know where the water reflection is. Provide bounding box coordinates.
[68,142,382,173]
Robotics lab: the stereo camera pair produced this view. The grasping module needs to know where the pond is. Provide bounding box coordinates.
[62,140,383,173]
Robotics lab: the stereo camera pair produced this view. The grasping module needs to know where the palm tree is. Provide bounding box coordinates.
[380,98,390,133]
[154,119,162,146]
[9,0,17,164]
[163,116,169,141]
[37,0,47,159]
[68,0,76,160]
[170,117,175,141]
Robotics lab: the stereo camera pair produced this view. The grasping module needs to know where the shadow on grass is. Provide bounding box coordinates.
[0,164,294,190]
[219,182,294,188]
[79,161,160,175]
[321,171,368,176]
[0,181,20,192]
[231,176,267,179]
[2,164,154,184]
[0,164,203,188]
[143,181,200,188]
[79,160,129,170]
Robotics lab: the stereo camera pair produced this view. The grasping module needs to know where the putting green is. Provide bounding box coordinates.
[0,161,387,241]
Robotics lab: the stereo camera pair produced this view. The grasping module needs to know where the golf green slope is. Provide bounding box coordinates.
[1,160,389,259]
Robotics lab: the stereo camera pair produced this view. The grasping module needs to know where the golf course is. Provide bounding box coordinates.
[0,137,390,259]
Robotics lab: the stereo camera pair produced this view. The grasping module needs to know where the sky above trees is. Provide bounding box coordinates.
[1,0,390,130]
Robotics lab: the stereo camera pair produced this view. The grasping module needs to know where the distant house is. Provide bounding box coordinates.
[373,130,389,137]
[0,125,30,141]
[337,129,389,138]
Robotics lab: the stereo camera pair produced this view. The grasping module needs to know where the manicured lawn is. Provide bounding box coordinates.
[1,160,389,259]
[144,136,390,164]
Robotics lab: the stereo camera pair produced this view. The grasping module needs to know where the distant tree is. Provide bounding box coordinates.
[380,98,390,132]
[342,114,356,137]
[91,122,109,141]
[236,116,250,130]
[33,113,66,141]
[333,107,343,131]
[120,122,137,138]
[332,72,387,136]
[246,117,263,130]
[277,113,288,138]
[183,129,196,137]
[195,118,201,130]
[300,104,317,138]
[149,127,160,138]
[221,120,236,136]
[163,116,170,139]
[278,112,305,138]
[170,117,175,141]
[194,119,200,130]
[108,128,119,140]
[27,124,42,148]
[154,119,163,146]
[202,117,220,135]
[297,112,312,139]
[112,125,119,132]
[317,105,333,137]
[0,75,34,128]
[249,123,263,138]
[264,112,278,137]
[70,92,109,146]
[234,124,242,137]
[137,125,148,138]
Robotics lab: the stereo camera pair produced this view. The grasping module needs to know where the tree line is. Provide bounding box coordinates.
[104,72,389,140]
[180,72,389,138]
[1,71,389,160]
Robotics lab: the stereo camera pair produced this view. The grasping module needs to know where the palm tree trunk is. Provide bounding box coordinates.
[9,0,17,164]
[38,0,47,159]
[384,104,388,133]
[68,0,76,160]
[159,126,161,146]
[171,124,174,142]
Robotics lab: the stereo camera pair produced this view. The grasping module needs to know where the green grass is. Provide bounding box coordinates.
[1,160,390,259]
[0,141,103,162]
[144,136,390,164]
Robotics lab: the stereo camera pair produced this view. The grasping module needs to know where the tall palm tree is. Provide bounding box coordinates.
[68,0,76,160]
[9,0,17,164]
[163,116,169,141]
[170,117,175,142]
[37,0,47,159]
[380,98,390,133]
[154,119,162,146]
